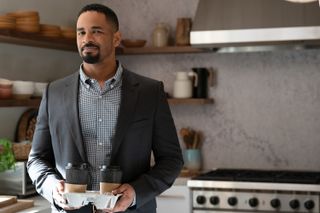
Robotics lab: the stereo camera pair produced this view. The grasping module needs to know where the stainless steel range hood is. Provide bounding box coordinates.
[191,0,320,52]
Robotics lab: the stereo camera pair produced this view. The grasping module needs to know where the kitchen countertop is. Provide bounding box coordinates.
[17,195,51,213]
[15,175,195,213]
[174,176,191,185]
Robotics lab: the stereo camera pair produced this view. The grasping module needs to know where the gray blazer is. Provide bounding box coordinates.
[27,69,183,213]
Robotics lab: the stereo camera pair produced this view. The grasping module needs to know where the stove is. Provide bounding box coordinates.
[187,168,320,213]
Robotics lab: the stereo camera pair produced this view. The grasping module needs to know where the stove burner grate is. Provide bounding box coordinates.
[193,169,320,184]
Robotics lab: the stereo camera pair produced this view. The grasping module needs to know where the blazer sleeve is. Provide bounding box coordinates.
[130,81,184,208]
[27,85,62,204]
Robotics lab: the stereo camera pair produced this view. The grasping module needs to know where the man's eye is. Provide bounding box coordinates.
[93,30,102,34]
[77,31,85,36]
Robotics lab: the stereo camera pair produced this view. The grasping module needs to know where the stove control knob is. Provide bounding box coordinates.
[289,199,300,209]
[228,197,238,206]
[270,198,281,208]
[196,195,206,205]
[249,197,259,207]
[209,196,219,205]
[304,200,315,210]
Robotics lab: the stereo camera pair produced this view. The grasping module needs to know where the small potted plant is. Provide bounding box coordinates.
[179,127,203,172]
[0,138,15,172]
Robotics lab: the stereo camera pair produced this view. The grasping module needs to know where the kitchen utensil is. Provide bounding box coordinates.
[180,127,197,149]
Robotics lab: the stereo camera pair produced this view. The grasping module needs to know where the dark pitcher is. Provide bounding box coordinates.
[191,68,210,98]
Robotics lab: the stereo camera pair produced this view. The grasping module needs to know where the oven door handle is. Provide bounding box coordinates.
[193,211,263,213]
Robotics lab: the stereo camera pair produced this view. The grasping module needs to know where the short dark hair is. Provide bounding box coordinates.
[78,3,119,32]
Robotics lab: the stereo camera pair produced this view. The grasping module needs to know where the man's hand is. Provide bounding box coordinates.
[104,183,136,213]
[52,180,77,210]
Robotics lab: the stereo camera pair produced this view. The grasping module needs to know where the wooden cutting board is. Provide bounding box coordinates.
[0,196,17,208]
[0,199,34,213]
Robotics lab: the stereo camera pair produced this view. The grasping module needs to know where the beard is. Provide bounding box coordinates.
[80,43,100,64]
[82,53,100,64]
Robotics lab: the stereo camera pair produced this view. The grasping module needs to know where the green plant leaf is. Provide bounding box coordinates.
[0,138,15,172]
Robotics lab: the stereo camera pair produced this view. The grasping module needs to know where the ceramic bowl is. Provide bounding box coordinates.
[33,82,48,97]
[121,39,146,48]
[12,80,35,99]
[0,78,13,87]
[0,78,13,99]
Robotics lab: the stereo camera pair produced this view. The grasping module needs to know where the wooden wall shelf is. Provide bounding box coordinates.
[117,46,206,55]
[0,98,41,108]
[168,98,214,105]
[0,29,77,52]
[0,30,214,107]
[0,30,206,54]
[0,98,213,107]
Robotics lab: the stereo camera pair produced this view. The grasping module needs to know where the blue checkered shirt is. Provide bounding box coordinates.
[78,63,123,190]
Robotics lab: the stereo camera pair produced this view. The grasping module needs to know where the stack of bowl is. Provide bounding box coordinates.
[40,24,61,38]
[7,10,40,33]
[12,80,35,99]
[0,78,13,99]
[0,15,15,30]
[61,26,76,39]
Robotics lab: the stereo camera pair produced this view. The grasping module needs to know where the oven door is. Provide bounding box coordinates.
[194,211,270,213]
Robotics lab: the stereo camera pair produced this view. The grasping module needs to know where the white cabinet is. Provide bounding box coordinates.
[156,182,191,213]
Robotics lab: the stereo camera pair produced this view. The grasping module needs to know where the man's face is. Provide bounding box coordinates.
[76,11,120,64]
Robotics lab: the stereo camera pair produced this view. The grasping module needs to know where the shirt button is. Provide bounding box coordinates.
[99,95,102,99]
[110,84,114,89]
[98,118,102,122]
[98,143,103,146]
[86,85,90,89]
[91,79,94,83]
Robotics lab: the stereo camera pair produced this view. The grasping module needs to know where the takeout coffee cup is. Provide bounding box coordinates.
[100,165,122,194]
[65,163,88,193]
[64,183,87,193]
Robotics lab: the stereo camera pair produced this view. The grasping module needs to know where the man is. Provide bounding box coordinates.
[27,3,183,213]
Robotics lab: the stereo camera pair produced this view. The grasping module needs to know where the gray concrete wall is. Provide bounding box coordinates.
[1,0,319,171]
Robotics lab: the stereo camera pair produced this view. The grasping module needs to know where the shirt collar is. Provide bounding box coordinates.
[79,61,123,86]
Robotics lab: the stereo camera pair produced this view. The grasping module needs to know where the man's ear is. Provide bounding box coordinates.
[113,31,121,47]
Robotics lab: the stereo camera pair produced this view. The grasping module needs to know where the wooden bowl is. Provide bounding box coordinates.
[121,39,146,48]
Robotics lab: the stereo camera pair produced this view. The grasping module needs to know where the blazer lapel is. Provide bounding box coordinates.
[111,70,139,163]
[63,73,87,162]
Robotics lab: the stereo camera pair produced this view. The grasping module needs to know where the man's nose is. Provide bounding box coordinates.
[83,32,94,44]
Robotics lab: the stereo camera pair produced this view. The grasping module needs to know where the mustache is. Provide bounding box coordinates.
[81,42,99,51]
